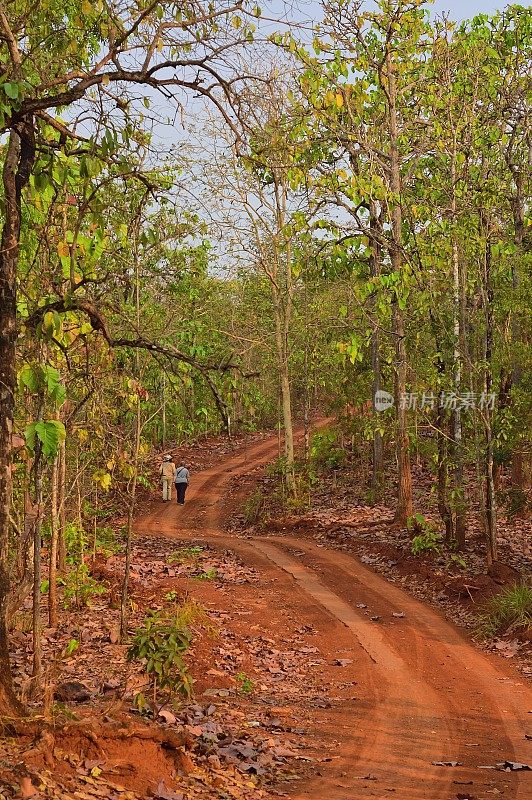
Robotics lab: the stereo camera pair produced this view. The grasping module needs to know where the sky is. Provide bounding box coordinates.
[140,0,513,160]
[425,0,505,16]
[265,0,508,26]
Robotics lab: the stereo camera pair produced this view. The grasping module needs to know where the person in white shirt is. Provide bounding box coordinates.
[159,455,176,501]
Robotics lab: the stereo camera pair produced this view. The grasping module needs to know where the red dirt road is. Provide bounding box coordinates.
[137,434,532,800]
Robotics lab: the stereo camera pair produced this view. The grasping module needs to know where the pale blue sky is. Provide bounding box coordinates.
[429,0,505,16]
[265,0,509,26]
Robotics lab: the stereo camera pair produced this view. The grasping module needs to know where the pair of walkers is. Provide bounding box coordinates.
[159,455,190,504]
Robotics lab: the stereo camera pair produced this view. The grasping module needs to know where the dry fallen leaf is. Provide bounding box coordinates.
[18,776,37,799]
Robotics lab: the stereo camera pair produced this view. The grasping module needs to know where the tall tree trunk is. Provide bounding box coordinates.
[31,440,43,690]
[386,48,413,526]
[436,406,453,541]
[58,437,67,574]
[303,344,310,461]
[451,238,466,548]
[48,453,59,627]
[270,175,295,493]
[449,146,467,549]
[121,209,143,640]
[482,228,497,566]
[274,299,295,490]
[161,372,167,448]
[0,120,35,717]
[393,303,413,525]
[508,169,527,489]
[369,203,384,492]
[120,397,141,641]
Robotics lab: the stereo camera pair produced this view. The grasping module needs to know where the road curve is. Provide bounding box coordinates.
[136,433,532,800]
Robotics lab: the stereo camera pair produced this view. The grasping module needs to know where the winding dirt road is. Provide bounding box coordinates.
[137,434,532,800]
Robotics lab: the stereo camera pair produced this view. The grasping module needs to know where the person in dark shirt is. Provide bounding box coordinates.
[174,464,190,505]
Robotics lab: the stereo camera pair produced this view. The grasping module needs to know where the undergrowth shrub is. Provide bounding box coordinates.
[243,488,267,525]
[477,583,532,638]
[168,545,204,564]
[407,514,442,555]
[93,525,124,556]
[63,563,106,609]
[310,429,346,471]
[128,601,204,710]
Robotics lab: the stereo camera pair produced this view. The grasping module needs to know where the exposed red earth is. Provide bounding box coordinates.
[135,432,532,800]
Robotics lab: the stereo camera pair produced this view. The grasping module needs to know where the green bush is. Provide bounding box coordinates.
[411,531,441,555]
[408,514,442,555]
[94,525,124,556]
[265,456,288,478]
[64,522,87,565]
[128,605,197,706]
[63,563,106,609]
[477,583,532,638]
[310,429,346,470]
[167,545,204,564]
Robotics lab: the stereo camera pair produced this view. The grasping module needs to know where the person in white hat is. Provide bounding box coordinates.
[159,454,176,501]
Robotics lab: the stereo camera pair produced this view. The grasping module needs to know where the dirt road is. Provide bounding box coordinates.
[138,435,532,800]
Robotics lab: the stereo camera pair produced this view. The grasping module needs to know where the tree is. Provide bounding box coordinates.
[296,0,435,522]
[0,0,261,718]
[199,69,317,492]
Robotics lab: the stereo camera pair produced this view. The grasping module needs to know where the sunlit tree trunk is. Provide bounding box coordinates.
[0,121,35,716]
[48,452,59,627]
[386,47,413,526]
[369,202,384,492]
[481,222,497,566]
[450,150,466,548]
[58,437,67,574]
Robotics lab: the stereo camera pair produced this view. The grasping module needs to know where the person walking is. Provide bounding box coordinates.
[174,463,190,505]
[159,455,176,501]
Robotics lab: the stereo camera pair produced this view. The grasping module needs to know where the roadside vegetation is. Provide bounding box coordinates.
[0,0,529,744]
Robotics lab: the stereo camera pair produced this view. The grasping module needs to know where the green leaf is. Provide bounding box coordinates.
[43,366,66,405]
[3,83,19,100]
[19,363,39,393]
[25,420,66,459]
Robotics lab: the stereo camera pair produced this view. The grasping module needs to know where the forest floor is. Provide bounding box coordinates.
[1,431,531,800]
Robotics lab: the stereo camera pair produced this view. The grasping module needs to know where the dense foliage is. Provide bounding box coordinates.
[0,0,529,715]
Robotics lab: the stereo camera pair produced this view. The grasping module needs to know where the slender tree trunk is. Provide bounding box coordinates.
[121,209,143,640]
[436,406,453,540]
[0,120,35,716]
[58,437,67,574]
[120,398,141,641]
[274,301,295,488]
[451,235,466,548]
[30,380,46,691]
[369,203,384,492]
[48,453,59,627]
[393,304,413,525]
[161,372,166,448]
[385,48,413,526]
[509,170,526,489]
[449,147,467,549]
[303,345,310,460]
[482,228,497,566]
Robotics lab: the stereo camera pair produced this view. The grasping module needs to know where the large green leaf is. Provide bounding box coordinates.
[25,420,66,459]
